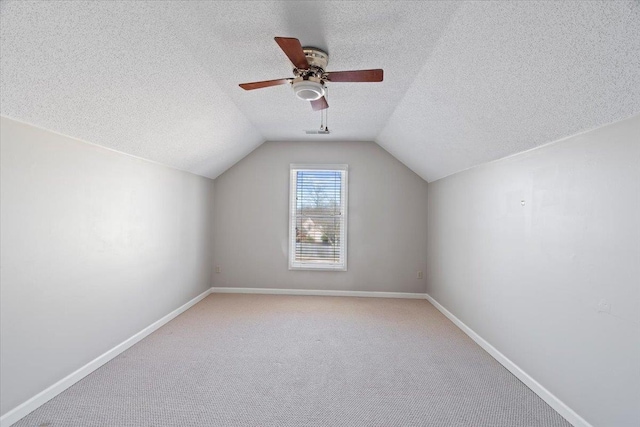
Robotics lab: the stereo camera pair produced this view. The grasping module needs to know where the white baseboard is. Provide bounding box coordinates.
[424,294,592,427]
[0,288,212,427]
[210,287,426,299]
[1,288,590,427]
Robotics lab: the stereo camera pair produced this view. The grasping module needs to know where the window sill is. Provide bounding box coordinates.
[289,264,347,272]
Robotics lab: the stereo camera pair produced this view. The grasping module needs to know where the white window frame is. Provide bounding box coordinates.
[288,164,348,271]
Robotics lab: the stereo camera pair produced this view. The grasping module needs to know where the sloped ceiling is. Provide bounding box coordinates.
[1,1,639,181]
[377,1,640,181]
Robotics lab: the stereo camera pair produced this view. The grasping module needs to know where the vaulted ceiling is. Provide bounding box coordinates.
[1,1,639,182]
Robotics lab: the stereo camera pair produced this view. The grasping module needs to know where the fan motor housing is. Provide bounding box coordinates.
[302,47,329,71]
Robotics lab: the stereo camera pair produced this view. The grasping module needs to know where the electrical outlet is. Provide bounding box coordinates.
[417,271,423,279]
[597,299,611,314]
[215,266,221,274]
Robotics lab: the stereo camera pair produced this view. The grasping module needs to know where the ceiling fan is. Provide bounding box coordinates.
[239,37,383,111]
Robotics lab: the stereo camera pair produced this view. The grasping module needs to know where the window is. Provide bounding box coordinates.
[289,164,348,271]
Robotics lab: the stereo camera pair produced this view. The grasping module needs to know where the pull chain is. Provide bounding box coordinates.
[324,87,329,132]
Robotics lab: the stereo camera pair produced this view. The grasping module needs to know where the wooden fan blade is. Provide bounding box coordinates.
[326,69,383,82]
[310,96,329,111]
[239,78,290,90]
[274,37,309,70]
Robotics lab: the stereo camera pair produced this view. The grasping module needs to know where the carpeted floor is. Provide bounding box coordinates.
[13,294,571,426]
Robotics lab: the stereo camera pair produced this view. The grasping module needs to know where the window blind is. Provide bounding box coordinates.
[289,165,348,270]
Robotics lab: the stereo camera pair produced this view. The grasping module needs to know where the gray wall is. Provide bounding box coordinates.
[426,115,640,427]
[213,140,428,293]
[0,117,215,416]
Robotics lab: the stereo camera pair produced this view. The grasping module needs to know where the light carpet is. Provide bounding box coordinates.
[13,294,571,426]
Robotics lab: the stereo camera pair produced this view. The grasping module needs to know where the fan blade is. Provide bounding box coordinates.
[310,96,328,111]
[275,37,309,70]
[239,78,290,90]
[327,69,383,82]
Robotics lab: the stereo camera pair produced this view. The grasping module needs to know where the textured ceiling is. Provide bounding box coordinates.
[377,1,640,181]
[1,1,639,181]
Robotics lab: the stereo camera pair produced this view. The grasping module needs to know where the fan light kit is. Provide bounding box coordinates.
[292,77,325,101]
[239,37,383,111]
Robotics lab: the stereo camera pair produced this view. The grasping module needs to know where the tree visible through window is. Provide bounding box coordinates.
[289,164,348,270]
